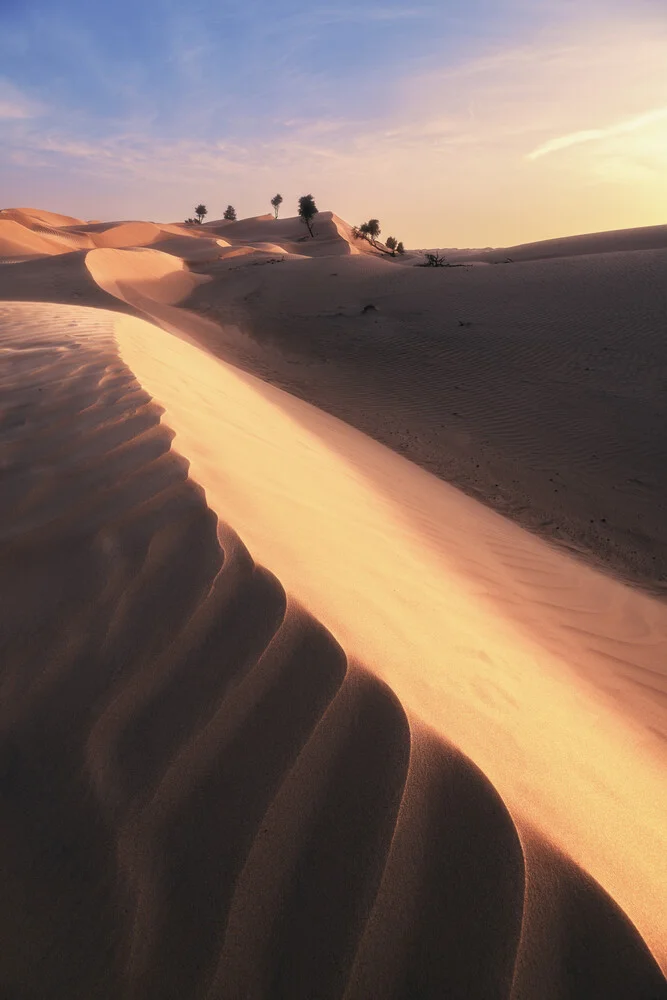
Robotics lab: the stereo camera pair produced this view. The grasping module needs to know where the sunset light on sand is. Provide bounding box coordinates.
[1,1,667,997]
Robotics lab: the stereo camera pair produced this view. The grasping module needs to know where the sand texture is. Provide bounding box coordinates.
[1,208,666,998]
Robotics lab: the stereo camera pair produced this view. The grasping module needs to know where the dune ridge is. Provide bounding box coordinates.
[2,203,667,996]
[1,302,665,999]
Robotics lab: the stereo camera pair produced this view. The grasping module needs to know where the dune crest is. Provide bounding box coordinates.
[2,199,667,996]
[0,206,86,229]
[1,302,664,999]
[86,247,211,308]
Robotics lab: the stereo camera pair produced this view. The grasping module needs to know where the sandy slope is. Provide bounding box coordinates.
[417,222,667,264]
[1,208,667,996]
[1,300,665,999]
[0,206,86,228]
[178,243,667,594]
[201,210,383,257]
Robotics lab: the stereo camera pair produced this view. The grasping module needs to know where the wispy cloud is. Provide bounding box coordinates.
[1,2,666,244]
[527,107,667,160]
[0,78,42,119]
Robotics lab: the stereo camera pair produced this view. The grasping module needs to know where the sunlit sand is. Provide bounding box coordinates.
[1,206,666,997]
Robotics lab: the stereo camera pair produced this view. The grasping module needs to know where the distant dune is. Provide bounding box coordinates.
[1,208,666,998]
[417,222,667,264]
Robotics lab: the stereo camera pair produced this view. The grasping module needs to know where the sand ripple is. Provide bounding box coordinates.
[0,302,665,998]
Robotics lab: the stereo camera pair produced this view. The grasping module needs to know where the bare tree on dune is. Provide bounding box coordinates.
[223,205,237,221]
[271,193,283,219]
[298,194,318,237]
[194,204,207,224]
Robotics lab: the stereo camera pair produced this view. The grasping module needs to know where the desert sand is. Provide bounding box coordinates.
[1,206,666,998]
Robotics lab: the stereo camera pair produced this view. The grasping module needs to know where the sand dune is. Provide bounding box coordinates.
[1,207,667,996]
[0,219,93,259]
[1,302,665,998]
[419,222,667,264]
[86,247,211,308]
[202,210,379,257]
[0,206,86,229]
[181,243,667,593]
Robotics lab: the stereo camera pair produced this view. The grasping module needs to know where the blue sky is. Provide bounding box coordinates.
[1,0,666,244]
[1,1,519,134]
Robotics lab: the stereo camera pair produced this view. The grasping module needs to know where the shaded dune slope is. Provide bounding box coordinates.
[0,302,664,999]
[423,222,667,264]
[182,246,667,593]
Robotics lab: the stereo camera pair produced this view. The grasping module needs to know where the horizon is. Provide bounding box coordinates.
[1,0,666,247]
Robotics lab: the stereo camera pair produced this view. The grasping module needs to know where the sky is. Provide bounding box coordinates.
[1,0,666,246]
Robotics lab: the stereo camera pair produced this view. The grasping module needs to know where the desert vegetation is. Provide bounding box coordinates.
[193,204,208,226]
[353,220,404,256]
[298,194,318,236]
[271,193,283,219]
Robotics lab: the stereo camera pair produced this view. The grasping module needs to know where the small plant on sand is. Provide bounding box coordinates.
[298,194,318,237]
[397,241,405,255]
[194,204,207,224]
[385,236,397,255]
[271,193,283,219]
[184,217,197,225]
[422,252,447,267]
[223,205,237,221]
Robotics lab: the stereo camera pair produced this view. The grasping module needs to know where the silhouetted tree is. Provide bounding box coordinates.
[397,241,405,255]
[271,193,283,219]
[195,204,207,224]
[184,217,197,225]
[385,236,397,254]
[353,219,384,249]
[223,205,237,221]
[298,194,318,237]
[366,219,381,243]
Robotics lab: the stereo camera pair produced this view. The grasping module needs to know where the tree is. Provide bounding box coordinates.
[385,236,397,255]
[366,219,381,243]
[397,241,405,255]
[195,204,207,224]
[271,193,283,219]
[353,219,383,248]
[298,194,318,237]
[184,217,196,225]
[223,205,237,221]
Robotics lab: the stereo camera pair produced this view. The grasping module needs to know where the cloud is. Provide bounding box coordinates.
[0,78,43,119]
[527,107,667,160]
[1,3,666,245]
